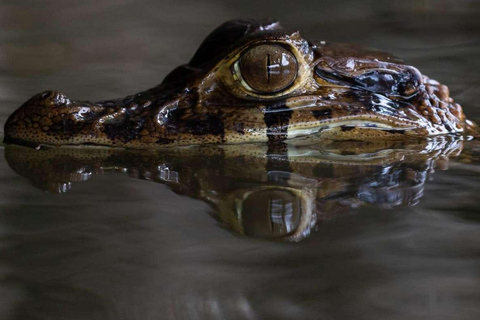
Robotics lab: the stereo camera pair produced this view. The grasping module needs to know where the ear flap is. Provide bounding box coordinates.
[189,19,282,67]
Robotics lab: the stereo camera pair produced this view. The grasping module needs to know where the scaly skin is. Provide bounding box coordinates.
[3,19,477,148]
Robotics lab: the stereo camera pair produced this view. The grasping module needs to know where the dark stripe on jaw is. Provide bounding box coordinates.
[340,125,355,132]
[263,102,293,143]
[385,129,405,135]
[263,102,293,173]
[312,108,332,119]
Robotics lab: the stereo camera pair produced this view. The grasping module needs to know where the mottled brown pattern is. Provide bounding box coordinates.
[3,19,477,148]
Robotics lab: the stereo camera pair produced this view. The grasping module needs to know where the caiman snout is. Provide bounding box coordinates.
[4,90,108,147]
[5,90,70,145]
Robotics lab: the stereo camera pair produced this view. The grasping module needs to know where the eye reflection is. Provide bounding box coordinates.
[239,44,297,93]
[240,189,302,238]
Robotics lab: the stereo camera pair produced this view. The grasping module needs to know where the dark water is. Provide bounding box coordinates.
[1,1,480,319]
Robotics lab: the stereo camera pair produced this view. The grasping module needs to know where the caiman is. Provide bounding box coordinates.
[3,19,477,148]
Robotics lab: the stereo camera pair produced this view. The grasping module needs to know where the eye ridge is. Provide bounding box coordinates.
[238,44,298,94]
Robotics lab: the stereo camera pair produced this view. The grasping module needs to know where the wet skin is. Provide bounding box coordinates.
[3,19,478,148]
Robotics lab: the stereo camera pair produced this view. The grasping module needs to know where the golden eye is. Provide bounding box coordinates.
[239,44,297,93]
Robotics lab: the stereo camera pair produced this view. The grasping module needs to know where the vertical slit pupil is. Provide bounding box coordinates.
[239,44,298,93]
[267,53,271,83]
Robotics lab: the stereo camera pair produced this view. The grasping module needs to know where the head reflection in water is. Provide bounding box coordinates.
[4,137,472,241]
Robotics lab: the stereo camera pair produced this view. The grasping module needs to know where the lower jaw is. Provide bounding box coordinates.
[286,120,424,142]
[4,118,424,149]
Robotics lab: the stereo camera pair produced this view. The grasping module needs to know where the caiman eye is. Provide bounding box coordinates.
[239,44,297,93]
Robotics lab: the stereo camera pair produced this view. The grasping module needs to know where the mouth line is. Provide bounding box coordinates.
[285,116,421,138]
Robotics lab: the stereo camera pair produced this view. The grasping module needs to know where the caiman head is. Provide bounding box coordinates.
[3,19,477,148]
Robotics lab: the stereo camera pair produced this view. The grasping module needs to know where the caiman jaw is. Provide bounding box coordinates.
[280,74,469,141]
[286,116,424,141]
[276,92,428,141]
